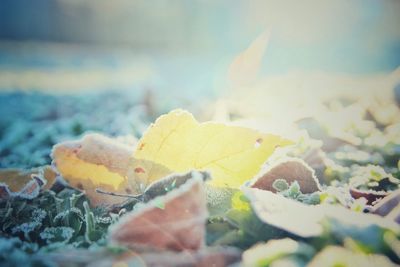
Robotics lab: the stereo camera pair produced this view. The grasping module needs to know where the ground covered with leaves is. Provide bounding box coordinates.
[1,91,400,267]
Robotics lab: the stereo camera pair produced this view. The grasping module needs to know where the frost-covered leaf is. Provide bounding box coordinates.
[52,110,290,207]
[349,165,399,192]
[134,109,292,188]
[109,173,208,251]
[224,208,283,246]
[349,165,400,205]
[372,189,400,217]
[322,216,396,255]
[243,188,399,238]
[52,133,171,207]
[307,246,396,267]
[0,168,45,199]
[141,170,210,202]
[131,247,241,267]
[52,134,134,207]
[34,165,57,191]
[207,192,290,249]
[242,238,315,267]
[251,159,321,194]
[47,246,241,267]
[350,188,389,205]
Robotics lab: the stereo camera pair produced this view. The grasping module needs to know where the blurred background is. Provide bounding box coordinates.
[1,0,400,168]
[1,0,400,93]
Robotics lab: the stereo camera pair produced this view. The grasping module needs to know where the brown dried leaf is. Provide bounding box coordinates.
[0,166,54,199]
[371,189,400,219]
[350,187,389,205]
[49,247,240,267]
[109,174,208,251]
[142,171,210,202]
[34,165,58,191]
[251,159,321,194]
[133,247,241,267]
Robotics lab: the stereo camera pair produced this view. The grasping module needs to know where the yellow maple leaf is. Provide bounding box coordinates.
[52,111,291,206]
[134,109,292,188]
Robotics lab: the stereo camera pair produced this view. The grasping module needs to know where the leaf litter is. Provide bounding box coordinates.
[1,96,400,267]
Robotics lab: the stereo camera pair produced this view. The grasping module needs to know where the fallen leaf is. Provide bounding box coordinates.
[51,133,171,207]
[251,158,321,193]
[243,188,399,238]
[227,30,269,87]
[49,247,241,267]
[141,170,210,202]
[349,187,388,205]
[34,165,58,191]
[134,109,292,188]
[109,173,208,251]
[349,165,399,205]
[0,166,54,199]
[372,189,400,215]
[242,238,315,267]
[307,246,396,267]
[52,110,290,206]
[133,247,241,267]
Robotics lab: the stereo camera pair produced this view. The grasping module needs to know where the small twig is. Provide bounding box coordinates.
[95,188,141,200]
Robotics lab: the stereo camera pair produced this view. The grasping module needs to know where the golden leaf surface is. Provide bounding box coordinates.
[52,134,171,207]
[52,110,290,206]
[134,109,292,188]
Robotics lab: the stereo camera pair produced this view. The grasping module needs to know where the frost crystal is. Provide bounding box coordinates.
[53,210,69,222]
[96,216,112,224]
[40,227,74,244]
[32,209,47,223]
[11,209,47,235]
[11,222,41,235]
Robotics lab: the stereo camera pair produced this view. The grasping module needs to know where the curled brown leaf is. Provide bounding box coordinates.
[251,158,321,194]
